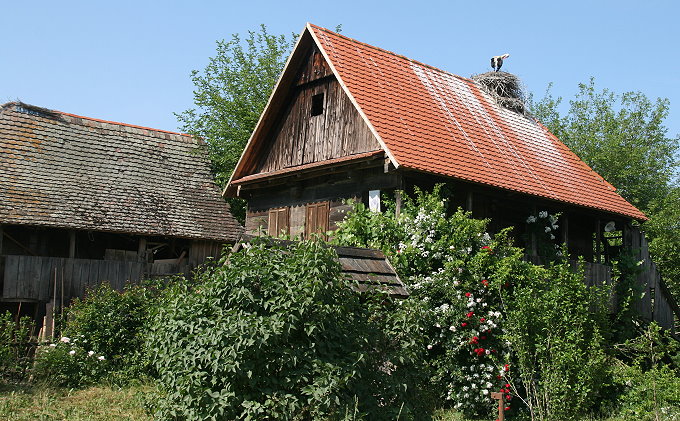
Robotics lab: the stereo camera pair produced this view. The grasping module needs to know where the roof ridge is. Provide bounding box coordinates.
[1,101,190,137]
[308,23,471,83]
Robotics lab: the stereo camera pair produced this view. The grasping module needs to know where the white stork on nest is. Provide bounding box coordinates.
[491,54,510,72]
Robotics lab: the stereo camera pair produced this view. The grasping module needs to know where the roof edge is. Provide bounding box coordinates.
[2,101,189,137]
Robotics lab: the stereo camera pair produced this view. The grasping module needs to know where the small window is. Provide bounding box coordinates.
[305,201,329,239]
[311,93,324,116]
[268,207,290,237]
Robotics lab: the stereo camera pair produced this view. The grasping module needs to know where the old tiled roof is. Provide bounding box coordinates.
[0,102,241,241]
[306,24,646,220]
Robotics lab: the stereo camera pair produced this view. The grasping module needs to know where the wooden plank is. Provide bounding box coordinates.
[335,246,385,259]
[3,255,20,298]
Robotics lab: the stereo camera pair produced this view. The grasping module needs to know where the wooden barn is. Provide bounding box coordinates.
[225,24,678,330]
[0,102,241,328]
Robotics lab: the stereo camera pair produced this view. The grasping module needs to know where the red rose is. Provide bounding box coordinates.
[466,311,474,318]
[505,383,511,388]
[461,322,467,327]
[465,292,471,297]
[480,317,486,322]
[481,279,489,286]
[505,406,511,411]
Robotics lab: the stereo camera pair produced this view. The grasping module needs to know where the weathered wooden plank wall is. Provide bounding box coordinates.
[2,256,145,301]
[257,62,379,173]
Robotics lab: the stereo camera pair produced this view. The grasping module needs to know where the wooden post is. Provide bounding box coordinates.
[69,231,76,258]
[466,191,473,213]
[0,224,3,255]
[138,237,147,262]
[491,392,505,421]
[595,219,602,264]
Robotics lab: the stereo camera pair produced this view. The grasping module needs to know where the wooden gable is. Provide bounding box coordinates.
[252,45,380,174]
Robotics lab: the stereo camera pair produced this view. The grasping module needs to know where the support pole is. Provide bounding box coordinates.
[68,231,76,258]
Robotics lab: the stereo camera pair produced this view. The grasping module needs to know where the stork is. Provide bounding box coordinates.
[491,54,510,72]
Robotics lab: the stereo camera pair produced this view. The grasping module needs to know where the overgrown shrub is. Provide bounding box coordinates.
[32,335,109,387]
[33,279,181,386]
[147,239,428,420]
[502,259,612,420]
[0,311,34,380]
[335,187,524,417]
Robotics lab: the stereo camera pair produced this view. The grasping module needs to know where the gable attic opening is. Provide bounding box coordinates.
[249,41,380,175]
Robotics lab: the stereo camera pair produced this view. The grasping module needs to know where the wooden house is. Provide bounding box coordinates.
[0,102,241,326]
[225,24,678,330]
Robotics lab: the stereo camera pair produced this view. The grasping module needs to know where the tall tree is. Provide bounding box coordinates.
[177,25,297,222]
[531,78,679,213]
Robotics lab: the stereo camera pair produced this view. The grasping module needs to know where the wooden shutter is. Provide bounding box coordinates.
[305,202,329,239]
[268,207,290,237]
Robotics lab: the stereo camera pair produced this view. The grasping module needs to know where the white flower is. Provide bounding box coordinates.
[69,350,76,355]
[485,349,491,355]
[539,211,548,218]
[545,226,551,232]
[427,345,433,350]
[88,350,95,356]
[60,337,70,343]
[550,234,556,240]
[482,389,489,395]
[449,326,456,332]
[526,215,537,223]
[98,356,105,361]
[49,343,56,347]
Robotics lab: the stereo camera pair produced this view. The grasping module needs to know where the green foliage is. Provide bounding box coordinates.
[32,336,109,388]
[176,25,296,222]
[502,259,612,420]
[0,312,34,380]
[335,187,524,417]
[147,239,428,420]
[644,187,680,298]
[63,283,150,376]
[606,323,680,420]
[530,78,678,213]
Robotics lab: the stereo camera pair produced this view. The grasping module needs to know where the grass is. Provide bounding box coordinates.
[0,381,151,421]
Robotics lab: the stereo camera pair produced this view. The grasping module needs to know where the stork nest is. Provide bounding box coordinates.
[471,71,527,115]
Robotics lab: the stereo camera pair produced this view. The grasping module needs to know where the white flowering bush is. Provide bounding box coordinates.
[32,335,108,387]
[334,186,527,417]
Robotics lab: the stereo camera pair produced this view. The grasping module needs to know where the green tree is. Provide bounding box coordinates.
[531,78,678,213]
[177,25,296,222]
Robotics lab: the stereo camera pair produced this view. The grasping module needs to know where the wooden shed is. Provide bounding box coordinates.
[0,102,242,327]
[225,24,678,331]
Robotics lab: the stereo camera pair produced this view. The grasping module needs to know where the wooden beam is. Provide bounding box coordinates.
[561,213,569,248]
[466,191,473,213]
[69,231,76,258]
[0,224,3,255]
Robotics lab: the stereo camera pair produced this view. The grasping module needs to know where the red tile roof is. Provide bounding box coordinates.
[308,24,646,220]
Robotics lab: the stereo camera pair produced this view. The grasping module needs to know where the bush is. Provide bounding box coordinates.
[62,283,151,376]
[335,187,523,417]
[147,238,428,420]
[33,279,180,386]
[0,311,34,380]
[502,259,612,420]
[32,335,109,387]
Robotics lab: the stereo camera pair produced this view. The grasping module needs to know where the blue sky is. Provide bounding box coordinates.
[2,1,679,138]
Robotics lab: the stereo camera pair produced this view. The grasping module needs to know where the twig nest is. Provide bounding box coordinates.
[471,72,527,114]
